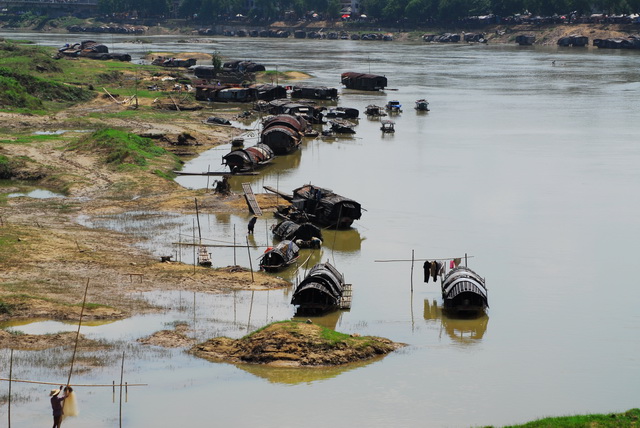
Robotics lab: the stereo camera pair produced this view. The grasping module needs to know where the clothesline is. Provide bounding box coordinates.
[0,378,147,387]
[374,255,474,263]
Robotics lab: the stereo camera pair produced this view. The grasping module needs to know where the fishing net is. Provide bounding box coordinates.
[63,391,79,417]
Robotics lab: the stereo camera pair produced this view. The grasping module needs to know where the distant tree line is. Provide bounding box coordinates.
[94,0,640,24]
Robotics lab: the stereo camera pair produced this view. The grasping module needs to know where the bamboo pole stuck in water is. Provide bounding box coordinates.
[119,352,125,428]
[192,219,196,273]
[67,278,90,387]
[246,236,254,282]
[8,349,13,428]
[411,249,415,292]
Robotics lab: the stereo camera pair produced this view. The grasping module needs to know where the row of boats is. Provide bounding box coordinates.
[213,74,485,318]
[257,183,362,315]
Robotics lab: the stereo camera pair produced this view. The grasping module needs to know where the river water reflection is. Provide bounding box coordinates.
[1,31,640,427]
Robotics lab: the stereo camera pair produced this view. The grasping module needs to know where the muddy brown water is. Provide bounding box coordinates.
[1,31,640,427]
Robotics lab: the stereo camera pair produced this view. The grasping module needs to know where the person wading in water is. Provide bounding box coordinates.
[50,386,67,428]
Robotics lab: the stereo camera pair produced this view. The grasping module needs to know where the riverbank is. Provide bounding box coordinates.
[0,44,292,336]
[2,15,638,46]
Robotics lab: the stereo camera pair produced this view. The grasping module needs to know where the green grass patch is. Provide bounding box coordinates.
[0,300,15,315]
[68,128,168,168]
[501,408,640,427]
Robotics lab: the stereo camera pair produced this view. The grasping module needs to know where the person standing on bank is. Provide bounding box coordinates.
[50,386,67,428]
[248,216,257,234]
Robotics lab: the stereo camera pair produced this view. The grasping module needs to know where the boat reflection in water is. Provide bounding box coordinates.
[292,307,347,330]
[227,147,303,192]
[321,227,365,253]
[423,299,489,345]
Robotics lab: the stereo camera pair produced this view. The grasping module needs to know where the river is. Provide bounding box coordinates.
[1,31,640,427]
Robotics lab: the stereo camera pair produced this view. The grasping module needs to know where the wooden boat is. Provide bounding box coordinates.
[328,119,356,134]
[365,104,386,117]
[259,240,300,272]
[415,99,430,111]
[340,72,387,91]
[290,184,362,229]
[385,100,402,113]
[380,120,395,133]
[198,245,212,267]
[272,219,323,245]
[324,107,359,119]
[441,266,488,315]
[222,143,274,173]
[291,261,345,315]
[260,114,307,155]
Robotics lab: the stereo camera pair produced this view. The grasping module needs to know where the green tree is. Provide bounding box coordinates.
[438,0,469,21]
[383,0,409,22]
[326,0,341,19]
[405,0,437,23]
[361,0,386,18]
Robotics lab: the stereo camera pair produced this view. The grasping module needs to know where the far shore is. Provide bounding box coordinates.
[1,18,638,46]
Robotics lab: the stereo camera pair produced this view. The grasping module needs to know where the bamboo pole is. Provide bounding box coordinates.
[119,352,125,428]
[247,290,254,331]
[67,278,90,387]
[245,236,254,282]
[8,349,13,428]
[410,249,415,292]
[192,220,196,273]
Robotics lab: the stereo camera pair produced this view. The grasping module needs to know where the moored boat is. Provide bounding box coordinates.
[198,246,212,266]
[329,119,356,134]
[415,99,430,111]
[340,72,387,91]
[291,261,346,315]
[441,266,488,315]
[259,240,300,272]
[380,120,395,133]
[291,184,362,229]
[385,100,402,113]
[260,114,307,155]
[222,143,274,173]
[365,104,387,117]
[272,219,323,247]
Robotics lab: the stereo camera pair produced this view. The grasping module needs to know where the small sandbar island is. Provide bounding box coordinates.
[190,320,405,367]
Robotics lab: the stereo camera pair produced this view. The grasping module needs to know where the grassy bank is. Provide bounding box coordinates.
[496,408,640,427]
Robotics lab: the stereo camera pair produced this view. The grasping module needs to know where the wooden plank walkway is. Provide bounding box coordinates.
[340,284,352,309]
[242,182,262,216]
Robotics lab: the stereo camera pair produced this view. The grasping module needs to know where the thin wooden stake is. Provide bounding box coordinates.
[193,219,196,273]
[67,278,90,387]
[410,250,415,292]
[8,349,13,428]
[247,290,254,331]
[119,352,125,428]
[233,225,237,266]
[246,236,254,282]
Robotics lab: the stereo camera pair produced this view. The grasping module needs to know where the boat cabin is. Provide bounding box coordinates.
[291,261,345,315]
[260,240,300,272]
[380,120,395,133]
